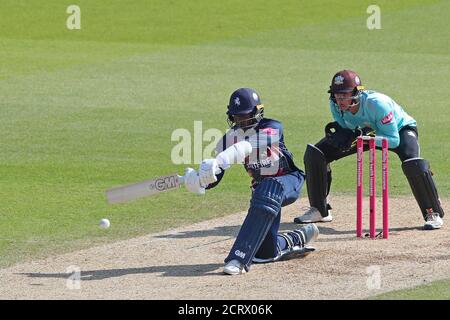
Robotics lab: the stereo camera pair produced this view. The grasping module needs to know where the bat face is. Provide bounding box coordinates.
[106,173,182,204]
[105,141,252,204]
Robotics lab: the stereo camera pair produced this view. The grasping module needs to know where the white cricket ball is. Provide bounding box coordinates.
[99,218,110,229]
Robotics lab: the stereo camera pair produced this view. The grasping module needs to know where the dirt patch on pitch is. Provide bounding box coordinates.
[0,195,448,299]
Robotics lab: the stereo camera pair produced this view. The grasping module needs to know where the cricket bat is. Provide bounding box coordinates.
[106,173,184,204]
[105,140,252,204]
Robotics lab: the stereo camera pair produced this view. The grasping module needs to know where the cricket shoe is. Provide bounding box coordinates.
[253,224,319,263]
[424,212,443,230]
[294,207,332,224]
[223,259,246,275]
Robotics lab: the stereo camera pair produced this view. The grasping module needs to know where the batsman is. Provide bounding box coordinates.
[184,88,319,275]
[294,70,444,230]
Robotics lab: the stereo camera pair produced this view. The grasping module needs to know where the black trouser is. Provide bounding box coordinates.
[316,126,419,163]
[312,125,443,220]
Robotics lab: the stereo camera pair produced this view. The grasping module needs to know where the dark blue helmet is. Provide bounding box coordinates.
[226,88,264,129]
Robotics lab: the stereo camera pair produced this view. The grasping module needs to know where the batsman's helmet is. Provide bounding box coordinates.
[328,70,365,105]
[227,88,264,129]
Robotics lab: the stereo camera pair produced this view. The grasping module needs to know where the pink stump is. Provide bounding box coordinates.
[369,139,376,239]
[382,138,389,239]
[356,137,363,238]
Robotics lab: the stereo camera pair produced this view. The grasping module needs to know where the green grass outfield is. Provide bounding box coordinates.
[372,278,450,300]
[0,0,448,287]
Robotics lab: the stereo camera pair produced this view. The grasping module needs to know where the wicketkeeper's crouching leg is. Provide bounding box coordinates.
[402,157,445,229]
[294,143,334,224]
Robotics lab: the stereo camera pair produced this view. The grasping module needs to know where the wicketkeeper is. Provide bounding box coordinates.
[184,88,319,275]
[294,70,444,230]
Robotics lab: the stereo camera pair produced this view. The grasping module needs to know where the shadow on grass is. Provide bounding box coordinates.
[154,223,423,240]
[18,263,224,280]
[314,226,423,242]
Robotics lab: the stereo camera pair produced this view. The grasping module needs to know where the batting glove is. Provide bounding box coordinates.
[199,158,219,187]
[184,168,205,195]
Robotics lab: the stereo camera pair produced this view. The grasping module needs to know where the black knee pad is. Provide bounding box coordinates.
[304,144,330,216]
[402,158,444,219]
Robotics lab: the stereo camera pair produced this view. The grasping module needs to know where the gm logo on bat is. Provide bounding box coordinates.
[149,176,178,191]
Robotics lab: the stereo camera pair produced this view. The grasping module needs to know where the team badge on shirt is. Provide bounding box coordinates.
[381,112,394,124]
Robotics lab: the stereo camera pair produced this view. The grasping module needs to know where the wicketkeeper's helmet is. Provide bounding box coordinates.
[328,70,365,106]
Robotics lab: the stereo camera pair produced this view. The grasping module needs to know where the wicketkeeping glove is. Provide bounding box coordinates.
[325,122,359,151]
[349,127,376,149]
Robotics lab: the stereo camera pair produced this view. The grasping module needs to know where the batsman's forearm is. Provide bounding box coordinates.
[204,141,251,189]
[216,140,252,169]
